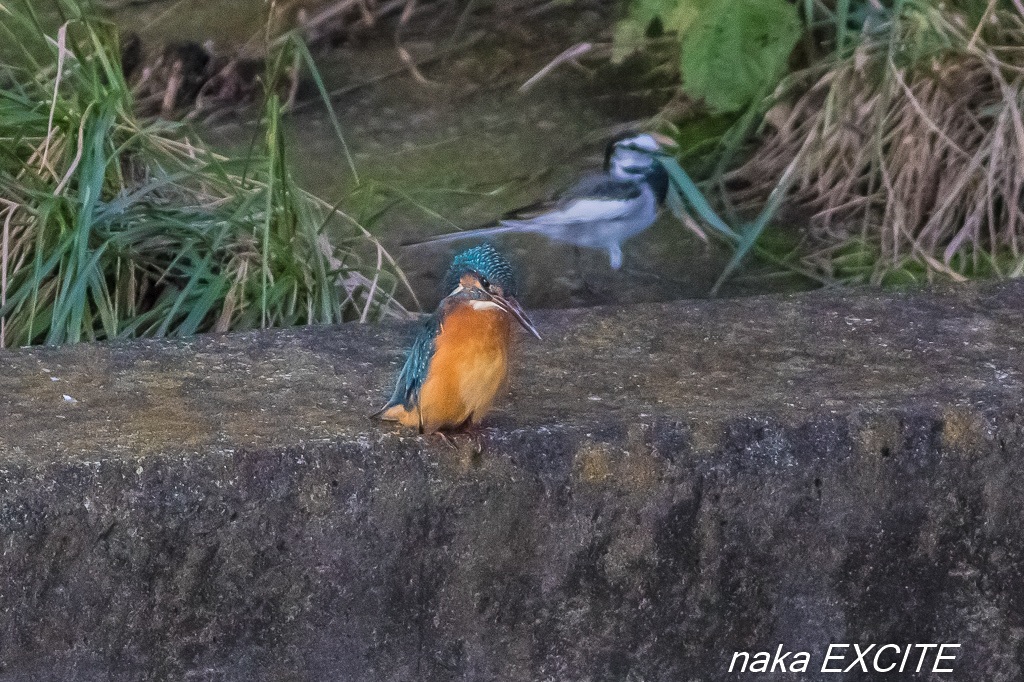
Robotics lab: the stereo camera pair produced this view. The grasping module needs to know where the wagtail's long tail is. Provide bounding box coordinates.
[402,223,534,247]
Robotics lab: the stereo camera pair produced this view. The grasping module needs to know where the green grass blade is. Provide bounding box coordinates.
[176,273,228,336]
[836,0,850,55]
[710,149,802,295]
[287,34,359,185]
[658,156,739,241]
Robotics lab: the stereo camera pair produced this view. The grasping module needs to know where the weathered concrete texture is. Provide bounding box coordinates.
[0,282,1023,681]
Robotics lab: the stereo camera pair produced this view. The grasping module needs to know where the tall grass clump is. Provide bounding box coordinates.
[0,0,409,348]
[730,0,1024,285]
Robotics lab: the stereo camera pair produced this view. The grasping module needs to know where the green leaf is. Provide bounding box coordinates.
[680,0,802,112]
[662,0,703,34]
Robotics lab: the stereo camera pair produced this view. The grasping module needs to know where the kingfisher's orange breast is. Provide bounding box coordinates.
[388,301,515,433]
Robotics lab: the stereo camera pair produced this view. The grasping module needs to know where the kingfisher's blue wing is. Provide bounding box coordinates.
[379,311,442,412]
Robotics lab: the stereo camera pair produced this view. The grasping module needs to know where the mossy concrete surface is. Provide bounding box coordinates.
[1,282,1023,681]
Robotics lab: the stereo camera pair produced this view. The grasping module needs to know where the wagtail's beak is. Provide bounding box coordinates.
[651,132,678,150]
[489,292,542,340]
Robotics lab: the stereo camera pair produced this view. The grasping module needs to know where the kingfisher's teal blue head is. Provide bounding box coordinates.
[442,243,519,297]
[442,244,539,339]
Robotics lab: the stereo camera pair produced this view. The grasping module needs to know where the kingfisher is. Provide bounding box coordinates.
[409,132,673,270]
[373,244,541,434]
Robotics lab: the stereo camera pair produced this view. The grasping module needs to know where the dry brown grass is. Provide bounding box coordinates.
[730,1,1024,284]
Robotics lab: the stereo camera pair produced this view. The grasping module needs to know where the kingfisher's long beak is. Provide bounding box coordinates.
[489,292,541,340]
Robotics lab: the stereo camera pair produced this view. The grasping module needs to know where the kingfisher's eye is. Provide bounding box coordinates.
[479,276,490,289]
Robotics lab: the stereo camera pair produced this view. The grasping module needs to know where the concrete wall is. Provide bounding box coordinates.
[1,283,1022,680]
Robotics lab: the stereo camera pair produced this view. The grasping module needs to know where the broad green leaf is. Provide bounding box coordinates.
[663,0,702,34]
[680,0,802,112]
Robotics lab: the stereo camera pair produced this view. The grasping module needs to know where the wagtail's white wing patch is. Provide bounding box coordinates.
[506,197,635,227]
